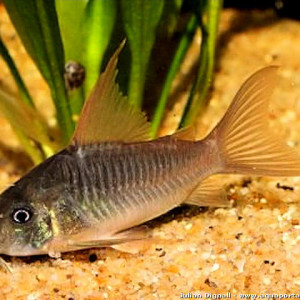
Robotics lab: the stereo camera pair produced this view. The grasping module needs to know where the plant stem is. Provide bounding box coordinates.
[151,15,198,138]
[0,36,49,162]
[179,0,223,128]
[14,129,44,164]
[69,87,85,116]
[0,36,34,107]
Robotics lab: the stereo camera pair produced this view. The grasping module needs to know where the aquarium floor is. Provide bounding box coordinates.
[1,7,300,299]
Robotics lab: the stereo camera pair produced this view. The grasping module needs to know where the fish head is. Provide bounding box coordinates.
[0,181,53,256]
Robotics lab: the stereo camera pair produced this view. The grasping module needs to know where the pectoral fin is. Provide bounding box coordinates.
[67,225,151,250]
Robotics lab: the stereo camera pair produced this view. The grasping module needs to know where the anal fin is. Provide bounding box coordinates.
[184,177,229,207]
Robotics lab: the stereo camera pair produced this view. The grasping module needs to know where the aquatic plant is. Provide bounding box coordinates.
[0,0,222,164]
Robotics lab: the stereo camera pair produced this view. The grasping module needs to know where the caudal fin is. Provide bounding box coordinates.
[207,66,300,177]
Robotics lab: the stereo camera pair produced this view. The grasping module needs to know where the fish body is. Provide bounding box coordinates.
[0,138,214,256]
[1,43,300,256]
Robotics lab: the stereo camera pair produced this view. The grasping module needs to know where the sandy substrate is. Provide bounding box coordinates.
[1,7,300,300]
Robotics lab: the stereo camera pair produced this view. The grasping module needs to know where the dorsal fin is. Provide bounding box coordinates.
[72,40,151,145]
[170,126,197,141]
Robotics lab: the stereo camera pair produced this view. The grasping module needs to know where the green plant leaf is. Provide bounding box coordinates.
[121,0,164,108]
[151,16,198,138]
[3,0,74,143]
[180,0,223,128]
[157,0,183,37]
[83,0,117,96]
[55,0,88,62]
[13,129,45,164]
[0,36,34,107]
[56,0,88,116]
[0,34,52,162]
[0,86,56,153]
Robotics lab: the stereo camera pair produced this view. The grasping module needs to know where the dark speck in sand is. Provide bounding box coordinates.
[242,179,252,187]
[276,182,294,191]
[159,250,166,257]
[235,233,243,239]
[89,253,98,263]
[205,278,218,288]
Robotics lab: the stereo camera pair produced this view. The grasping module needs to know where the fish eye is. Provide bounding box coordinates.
[11,207,33,224]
